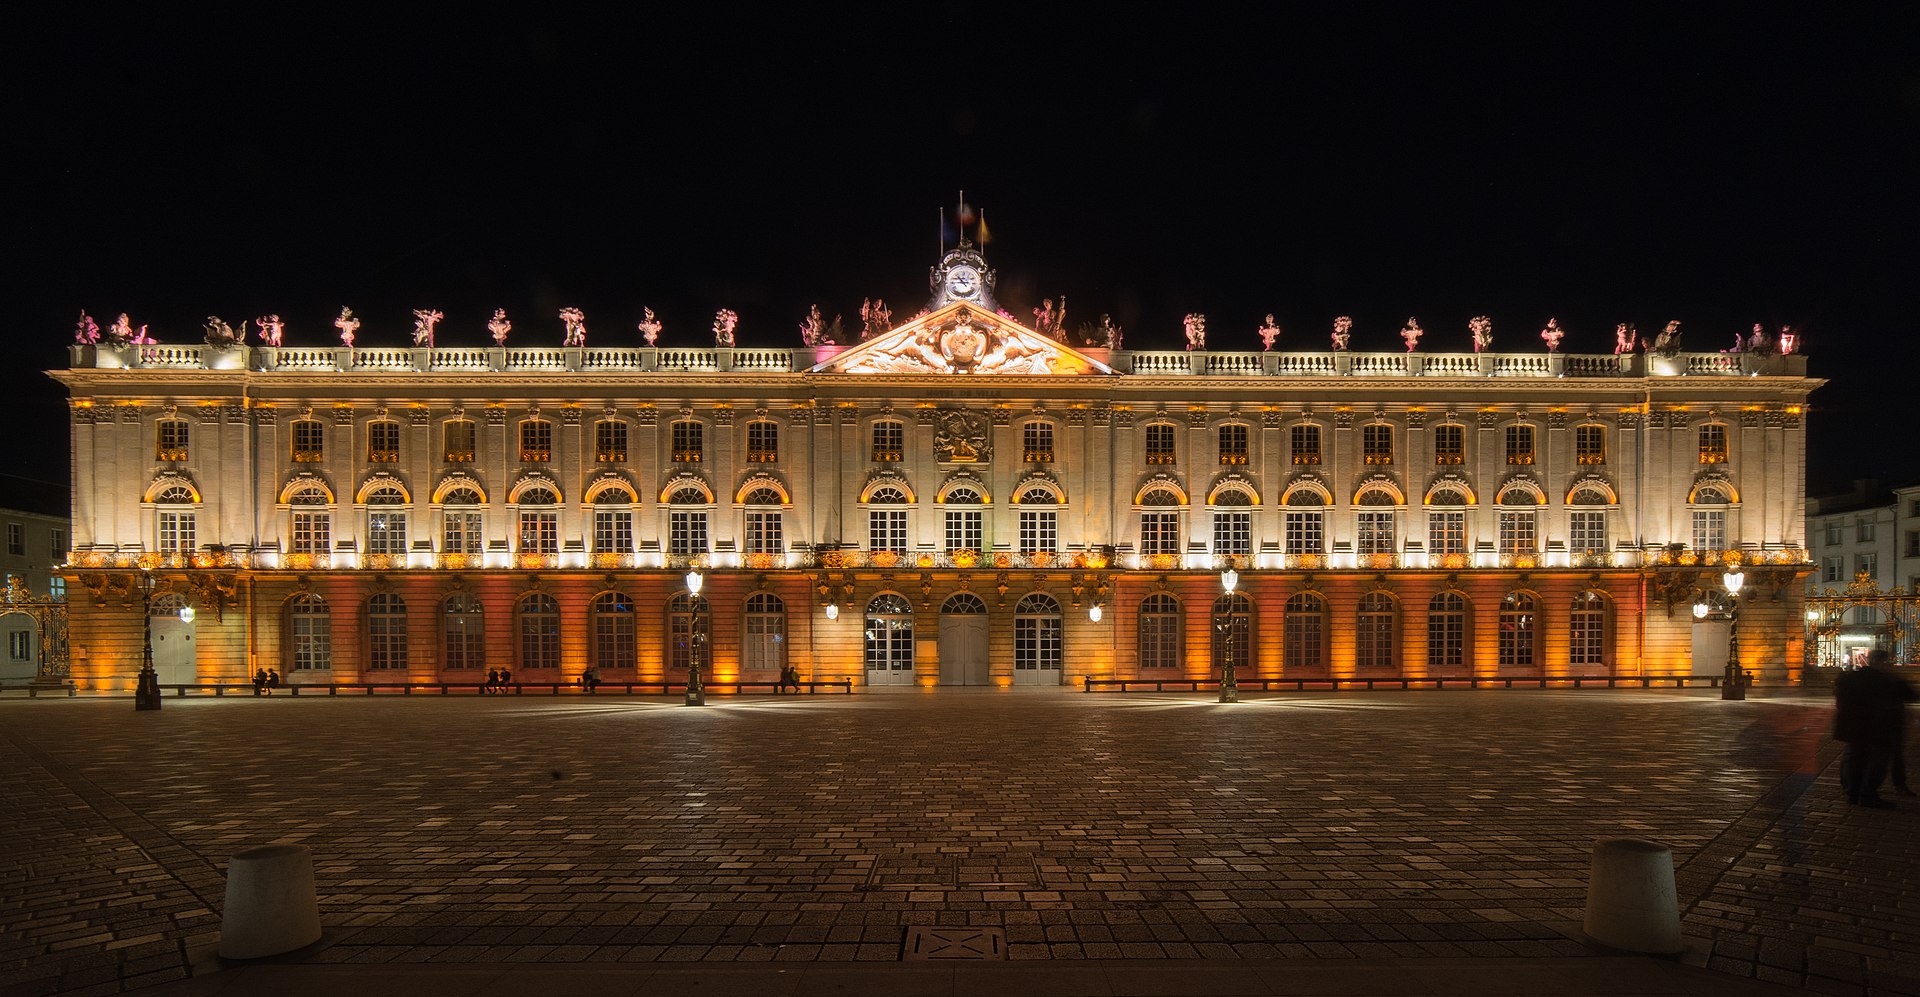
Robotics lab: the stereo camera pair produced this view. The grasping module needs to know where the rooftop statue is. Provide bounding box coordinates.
[860,298,892,341]
[74,311,100,345]
[1183,313,1206,351]
[1400,316,1423,352]
[1098,314,1123,350]
[1469,315,1493,353]
[412,309,443,347]
[488,308,511,346]
[1032,297,1066,339]
[256,314,285,347]
[637,307,662,346]
[1650,320,1682,355]
[1258,314,1280,351]
[1331,316,1352,352]
[1778,325,1799,355]
[335,307,360,347]
[204,316,243,347]
[1539,318,1564,353]
[798,304,839,347]
[1614,323,1637,355]
[1745,322,1775,355]
[713,308,738,347]
[559,307,587,347]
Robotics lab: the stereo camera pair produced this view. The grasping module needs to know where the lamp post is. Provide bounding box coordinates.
[685,569,707,706]
[1722,569,1746,700]
[1218,568,1240,703]
[134,567,161,711]
[1805,606,1823,674]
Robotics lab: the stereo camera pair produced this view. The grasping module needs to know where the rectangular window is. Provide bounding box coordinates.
[868,510,907,553]
[517,511,558,553]
[871,421,903,462]
[1857,520,1876,543]
[1362,425,1392,465]
[595,421,627,463]
[1821,556,1842,582]
[367,422,400,463]
[1145,424,1176,465]
[1284,512,1324,555]
[1907,530,1920,559]
[1857,553,1878,577]
[1357,511,1395,555]
[156,420,190,462]
[1505,425,1535,465]
[1692,509,1726,551]
[445,609,484,672]
[519,420,552,462]
[1218,424,1248,465]
[1570,612,1606,666]
[671,421,704,463]
[668,511,709,555]
[366,511,408,555]
[945,510,982,552]
[1698,424,1728,464]
[1575,425,1606,465]
[593,510,634,553]
[1434,425,1464,465]
[291,512,329,555]
[1023,422,1054,463]
[1213,511,1252,555]
[1823,522,1842,546]
[1290,425,1321,465]
[1429,511,1466,556]
[5,523,20,556]
[158,512,195,555]
[1140,512,1180,555]
[747,421,779,463]
[7,631,29,661]
[292,420,325,462]
[1570,511,1608,557]
[443,512,483,554]
[1356,608,1393,670]
[51,529,66,557]
[744,511,783,554]
[443,421,476,463]
[1428,607,1464,670]
[1498,511,1537,555]
[1019,510,1058,554]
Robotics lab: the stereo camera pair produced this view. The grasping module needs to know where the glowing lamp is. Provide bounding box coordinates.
[1221,568,1239,594]
[1089,603,1103,623]
[179,606,195,624]
[1805,608,1821,622]
[1692,601,1709,620]
[1722,570,1745,595]
[685,570,704,595]
[824,603,839,620]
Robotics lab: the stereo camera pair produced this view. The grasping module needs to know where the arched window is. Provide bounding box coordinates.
[366,593,407,670]
[590,482,637,555]
[668,486,710,556]
[864,594,914,675]
[287,594,331,671]
[1691,485,1731,551]
[1427,592,1468,670]
[155,485,197,555]
[1570,591,1609,667]
[1427,487,1469,559]
[867,487,910,554]
[1139,488,1182,556]
[743,489,784,556]
[668,592,709,671]
[1211,488,1254,556]
[1283,593,1325,671]
[287,484,331,560]
[742,593,786,673]
[943,487,983,552]
[440,487,484,556]
[1496,485,1538,557]
[590,592,635,672]
[517,593,560,670]
[1355,487,1397,559]
[1014,594,1062,673]
[364,485,408,556]
[1017,489,1058,555]
[1283,488,1326,556]
[1499,592,1538,669]
[1356,592,1396,670]
[443,594,484,671]
[516,486,559,554]
[1213,593,1253,675]
[1570,487,1611,558]
[1138,594,1181,670]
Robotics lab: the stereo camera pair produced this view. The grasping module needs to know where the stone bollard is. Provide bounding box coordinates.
[219,844,322,959]
[1583,838,1682,954]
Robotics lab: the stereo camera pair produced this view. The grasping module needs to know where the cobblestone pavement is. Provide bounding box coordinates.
[1,688,1913,995]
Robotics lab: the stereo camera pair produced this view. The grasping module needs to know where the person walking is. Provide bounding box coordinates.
[1836,649,1915,808]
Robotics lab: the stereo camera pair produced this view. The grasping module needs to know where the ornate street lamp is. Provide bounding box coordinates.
[134,567,162,711]
[1218,568,1240,703]
[684,569,707,706]
[1722,569,1746,700]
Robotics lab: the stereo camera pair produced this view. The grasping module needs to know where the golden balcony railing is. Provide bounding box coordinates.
[1434,454,1464,465]
[672,450,703,463]
[516,552,559,569]
[1218,452,1248,465]
[1146,452,1176,465]
[438,552,476,569]
[362,553,401,570]
[1577,454,1606,465]
[1699,452,1728,464]
[1292,454,1322,465]
[868,550,902,568]
[1146,553,1181,571]
[520,448,551,462]
[443,450,474,463]
[1287,553,1326,570]
[596,450,626,463]
[590,552,634,569]
[1359,552,1397,570]
[292,450,324,463]
[1435,552,1471,569]
[1363,454,1392,465]
[1024,450,1054,463]
[871,449,902,462]
[155,447,189,462]
[1507,454,1535,465]
[368,450,399,463]
[746,449,779,463]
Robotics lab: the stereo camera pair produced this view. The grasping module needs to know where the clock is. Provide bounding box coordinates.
[948,266,980,299]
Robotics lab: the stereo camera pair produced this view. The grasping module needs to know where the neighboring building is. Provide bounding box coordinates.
[0,474,72,683]
[51,238,1822,691]
[1805,478,1919,666]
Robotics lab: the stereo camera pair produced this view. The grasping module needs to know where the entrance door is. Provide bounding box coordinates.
[1012,593,1062,686]
[864,594,917,686]
[939,593,990,686]
[150,594,196,686]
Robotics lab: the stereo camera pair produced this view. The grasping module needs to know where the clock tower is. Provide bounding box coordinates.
[927,239,999,312]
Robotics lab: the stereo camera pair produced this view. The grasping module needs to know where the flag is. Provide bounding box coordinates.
[976,212,992,245]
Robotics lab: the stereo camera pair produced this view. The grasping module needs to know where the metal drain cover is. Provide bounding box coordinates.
[902,926,1008,960]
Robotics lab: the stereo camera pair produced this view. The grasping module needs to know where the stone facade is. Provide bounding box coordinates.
[51,272,1823,691]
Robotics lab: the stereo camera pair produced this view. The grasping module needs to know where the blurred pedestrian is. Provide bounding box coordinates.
[1836,649,1914,808]
[253,668,268,697]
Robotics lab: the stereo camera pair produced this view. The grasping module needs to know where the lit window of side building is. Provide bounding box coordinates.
[52,245,1820,691]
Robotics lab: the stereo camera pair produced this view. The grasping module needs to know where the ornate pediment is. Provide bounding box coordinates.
[812,302,1115,376]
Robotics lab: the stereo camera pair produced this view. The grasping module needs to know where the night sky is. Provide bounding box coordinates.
[12,7,1917,495]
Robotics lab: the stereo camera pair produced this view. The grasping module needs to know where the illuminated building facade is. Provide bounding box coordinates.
[53,242,1822,690]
